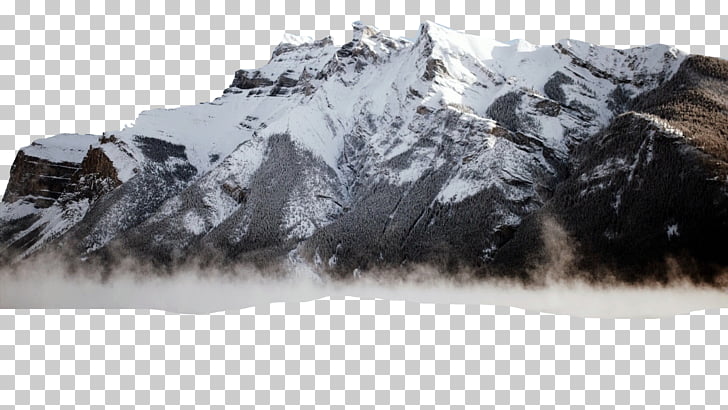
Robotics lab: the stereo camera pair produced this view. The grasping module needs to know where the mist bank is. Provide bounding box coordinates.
[1,257,726,318]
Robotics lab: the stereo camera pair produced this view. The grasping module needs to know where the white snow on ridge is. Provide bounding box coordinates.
[98,141,139,183]
[15,21,687,185]
[21,134,100,163]
[631,112,685,138]
[183,211,206,236]
[280,32,314,46]
[112,102,249,174]
[557,38,686,79]
[252,36,338,92]
[437,177,478,203]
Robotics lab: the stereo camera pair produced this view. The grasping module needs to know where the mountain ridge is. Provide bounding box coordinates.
[2,22,726,285]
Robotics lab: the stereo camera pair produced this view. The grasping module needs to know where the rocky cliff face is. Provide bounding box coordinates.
[3,151,83,208]
[1,22,726,284]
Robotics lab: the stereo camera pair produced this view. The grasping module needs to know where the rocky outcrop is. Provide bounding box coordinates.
[224,70,275,93]
[3,151,82,208]
[4,135,124,209]
[422,58,448,81]
[73,147,121,201]
[272,36,334,58]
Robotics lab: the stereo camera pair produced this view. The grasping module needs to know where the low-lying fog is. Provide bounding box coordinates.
[1,256,726,318]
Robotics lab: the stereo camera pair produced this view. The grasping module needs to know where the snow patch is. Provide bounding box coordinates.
[0,200,38,220]
[21,134,99,163]
[438,177,482,203]
[631,112,685,138]
[11,198,92,257]
[667,224,680,239]
[183,211,206,235]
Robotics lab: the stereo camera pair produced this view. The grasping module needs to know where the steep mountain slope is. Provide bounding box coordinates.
[2,21,724,284]
[494,55,728,284]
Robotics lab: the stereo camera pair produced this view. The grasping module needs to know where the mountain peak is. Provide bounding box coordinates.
[330,21,409,65]
[415,19,458,46]
[351,20,381,41]
[417,19,454,36]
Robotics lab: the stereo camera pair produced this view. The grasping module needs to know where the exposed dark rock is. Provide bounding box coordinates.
[2,151,81,208]
[534,99,561,117]
[415,105,433,115]
[422,58,448,81]
[271,36,334,58]
[408,87,423,99]
[99,133,118,144]
[72,147,121,201]
[222,181,248,204]
[276,74,298,88]
[224,70,275,93]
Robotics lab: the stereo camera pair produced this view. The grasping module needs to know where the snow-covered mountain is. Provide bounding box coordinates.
[2,22,727,284]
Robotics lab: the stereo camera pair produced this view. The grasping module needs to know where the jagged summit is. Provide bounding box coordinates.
[1,23,726,285]
[351,20,382,41]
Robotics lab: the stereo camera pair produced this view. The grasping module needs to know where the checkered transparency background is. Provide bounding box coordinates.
[1,0,728,407]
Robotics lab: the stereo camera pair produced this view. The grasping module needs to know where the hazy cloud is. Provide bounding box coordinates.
[1,249,726,318]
